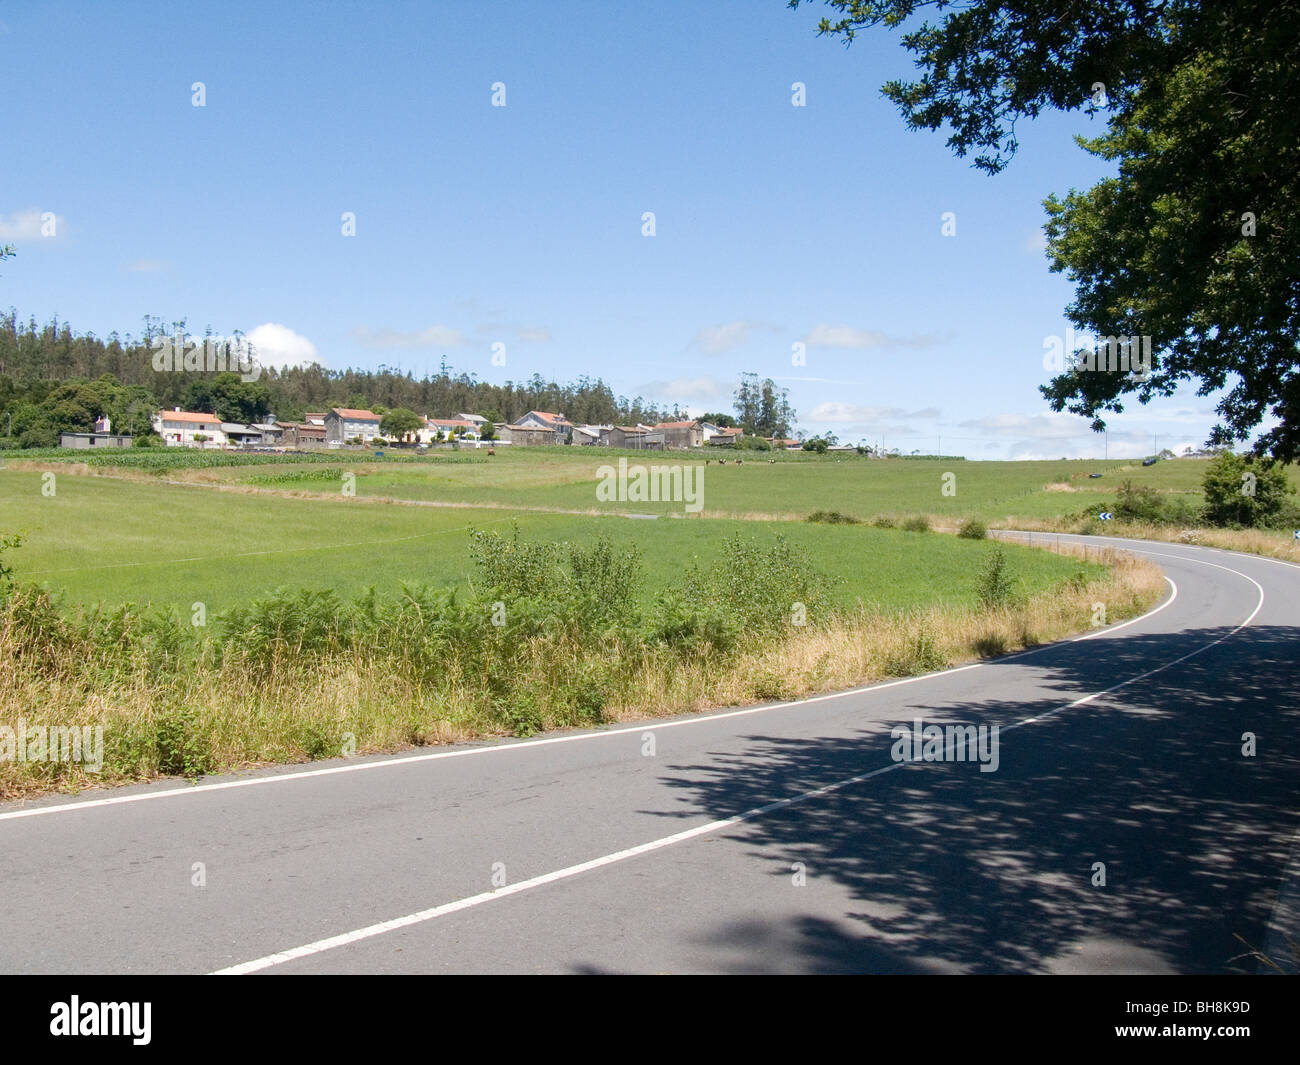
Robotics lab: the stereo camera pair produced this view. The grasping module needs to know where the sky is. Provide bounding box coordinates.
[0,0,1233,458]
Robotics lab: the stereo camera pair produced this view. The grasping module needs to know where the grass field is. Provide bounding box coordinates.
[3,448,1296,612]
[206,448,1298,520]
[0,465,1102,614]
[1,449,1182,796]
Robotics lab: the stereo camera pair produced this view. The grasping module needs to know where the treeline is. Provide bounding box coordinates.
[0,311,681,446]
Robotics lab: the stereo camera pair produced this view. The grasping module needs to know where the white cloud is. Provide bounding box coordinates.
[516,325,552,343]
[245,323,320,370]
[0,207,65,243]
[959,412,1086,438]
[802,324,947,350]
[1024,228,1049,254]
[124,258,169,273]
[692,320,777,354]
[351,325,466,349]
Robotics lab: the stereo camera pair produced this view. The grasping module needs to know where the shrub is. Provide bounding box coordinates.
[807,510,859,524]
[1202,452,1295,528]
[1112,479,1168,523]
[686,532,835,636]
[500,693,544,738]
[567,537,641,626]
[643,590,740,655]
[469,523,564,601]
[901,514,931,533]
[154,707,214,777]
[957,517,988,539]
[975,547,1015,608]
[868,515,897,529]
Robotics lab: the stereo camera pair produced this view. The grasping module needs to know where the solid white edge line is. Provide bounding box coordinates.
[213,555,1266,974]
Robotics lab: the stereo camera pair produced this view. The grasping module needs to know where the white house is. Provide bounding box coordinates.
[421,417,481,443]
[153,409,226,448]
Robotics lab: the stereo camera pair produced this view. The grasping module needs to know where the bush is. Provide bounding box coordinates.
[975,547,1015,608]
[469,523,565,601]
[901,514,931,533]
[801,438,829,454]
[154,707,214,777]
[1202,452,1295,528]
[1112,479,1169,523]
[685,532,835,636]
[868,515,897,529]
[957,517,988,539]
[807,510,859,524]
[735,435,772,451]
[644,590,740,655]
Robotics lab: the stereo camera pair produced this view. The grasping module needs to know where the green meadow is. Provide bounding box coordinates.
[226,449,1293,520]
[0,462,1101,615]
[7,447,1295,618]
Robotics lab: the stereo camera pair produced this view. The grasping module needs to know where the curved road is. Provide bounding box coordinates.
[1,533,1297,974]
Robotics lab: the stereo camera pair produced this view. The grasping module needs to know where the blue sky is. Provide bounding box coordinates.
[1,0,1224,458]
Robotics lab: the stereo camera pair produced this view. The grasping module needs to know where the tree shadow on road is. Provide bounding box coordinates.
[634,623,1300,974]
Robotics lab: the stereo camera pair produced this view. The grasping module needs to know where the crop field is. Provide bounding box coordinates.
[0,464,1102,614]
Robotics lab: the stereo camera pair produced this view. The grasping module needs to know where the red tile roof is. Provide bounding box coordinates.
[157,410,219,424]
[330,408,380,420]
[655,420,699,429]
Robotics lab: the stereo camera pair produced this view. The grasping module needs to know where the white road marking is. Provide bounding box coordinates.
[212,760,908,974]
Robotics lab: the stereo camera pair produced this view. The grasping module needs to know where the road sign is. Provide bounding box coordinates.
[1099,512,1113,521]
[1294,530,1299,540]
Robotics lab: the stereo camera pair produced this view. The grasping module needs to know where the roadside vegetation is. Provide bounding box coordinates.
[0,527,1161,799]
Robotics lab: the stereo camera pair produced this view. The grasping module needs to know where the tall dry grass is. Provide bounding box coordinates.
[0,537,1164,801]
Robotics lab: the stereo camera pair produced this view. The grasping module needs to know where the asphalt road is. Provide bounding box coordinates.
[2,533,1297,974]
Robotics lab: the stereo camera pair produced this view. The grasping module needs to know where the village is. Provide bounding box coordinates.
[58,408,822,453]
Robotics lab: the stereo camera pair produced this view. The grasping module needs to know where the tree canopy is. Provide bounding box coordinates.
[791,0,1300,460]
